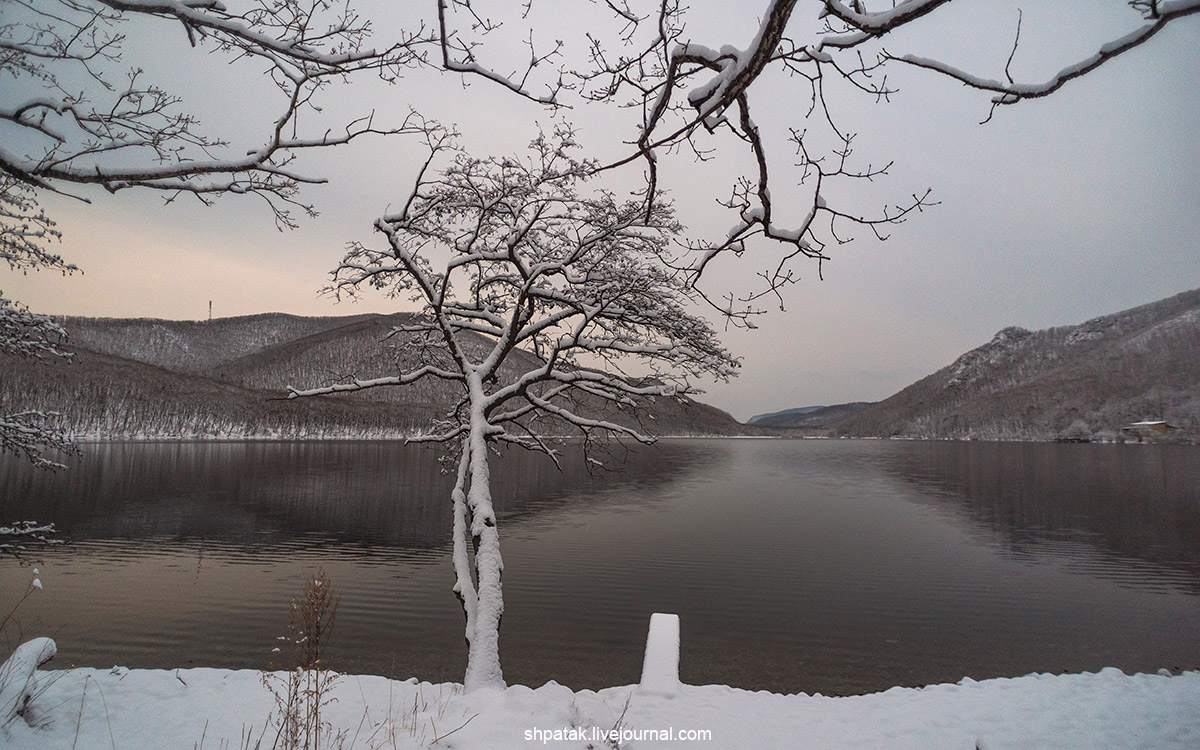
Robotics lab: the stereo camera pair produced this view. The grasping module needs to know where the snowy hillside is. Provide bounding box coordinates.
[59,312,382,374]
[836,289,1200,442]
[1,313,743,440]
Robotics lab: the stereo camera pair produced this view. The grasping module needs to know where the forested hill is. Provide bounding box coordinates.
[2,313,743,440]
[835,289,1200,442]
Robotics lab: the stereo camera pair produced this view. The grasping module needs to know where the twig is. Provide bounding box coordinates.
[431,712,477,744]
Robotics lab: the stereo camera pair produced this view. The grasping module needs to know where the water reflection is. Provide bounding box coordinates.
[874,442,1200,588]
[0,440,716,550]
[1,439,1197,696]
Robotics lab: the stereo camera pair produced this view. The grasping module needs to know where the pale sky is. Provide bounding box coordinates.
[5,1,1199,421]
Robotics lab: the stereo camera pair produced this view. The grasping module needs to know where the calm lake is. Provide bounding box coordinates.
[1,439,1198,696]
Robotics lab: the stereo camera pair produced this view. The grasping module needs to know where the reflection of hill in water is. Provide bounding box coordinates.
[0,440,714,552]
[877,442,1200,588]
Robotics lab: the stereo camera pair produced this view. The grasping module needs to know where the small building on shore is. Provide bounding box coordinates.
[1120,420,1179,440]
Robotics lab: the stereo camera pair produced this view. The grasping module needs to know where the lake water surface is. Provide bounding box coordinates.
[1,439,1197,695]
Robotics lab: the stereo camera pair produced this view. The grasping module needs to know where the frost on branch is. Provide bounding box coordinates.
[289,126,738,689]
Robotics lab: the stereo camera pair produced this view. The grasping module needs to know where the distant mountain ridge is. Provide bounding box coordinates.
[835,289,1200,441]
[1,313,743,440]
[749,402,874,429]
[747,405,824,424]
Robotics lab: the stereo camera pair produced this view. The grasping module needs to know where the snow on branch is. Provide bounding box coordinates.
[819,0,952,36]
[0,294,70,361]
[0,411,75,471]
[435,0,565,105]
[0,521,64,557]
[0,178,71,276]
[890,0,1200,121]
[286,365,463,399]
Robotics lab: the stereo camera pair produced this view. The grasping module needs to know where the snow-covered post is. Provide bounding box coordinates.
[289,127,739,690]
[639,613,681,695]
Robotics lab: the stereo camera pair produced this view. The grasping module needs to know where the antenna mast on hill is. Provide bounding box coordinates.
[208,300,212,323]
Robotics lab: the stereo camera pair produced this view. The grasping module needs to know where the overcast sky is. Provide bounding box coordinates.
[6,0,1199,421]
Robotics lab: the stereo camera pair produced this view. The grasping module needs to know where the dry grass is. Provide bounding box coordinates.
[262,568,341,750]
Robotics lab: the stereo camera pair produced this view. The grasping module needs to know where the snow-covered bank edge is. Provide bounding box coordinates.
[4,663,1198,749]
[59,432,1200,445]
[61,431,755,443]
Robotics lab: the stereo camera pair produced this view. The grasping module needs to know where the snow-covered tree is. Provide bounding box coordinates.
[288,127,739,689]
[437,0,1200,320]
[0,0,433,465]
[1,177,75,468]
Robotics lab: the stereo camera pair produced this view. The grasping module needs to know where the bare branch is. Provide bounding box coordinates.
[436,0,564,105]
[889,1,1200,110]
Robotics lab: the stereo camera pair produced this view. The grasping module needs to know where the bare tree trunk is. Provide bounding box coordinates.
[462,373,505,690]
[450,442,478,651]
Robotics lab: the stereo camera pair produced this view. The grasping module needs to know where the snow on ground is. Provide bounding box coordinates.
[3,662,1198,749]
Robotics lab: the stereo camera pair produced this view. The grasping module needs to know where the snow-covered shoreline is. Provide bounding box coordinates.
[5,663,1198,749]
[58,433,1200,446]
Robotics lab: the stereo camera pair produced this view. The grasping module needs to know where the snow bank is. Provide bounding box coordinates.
[3,663,1197,749]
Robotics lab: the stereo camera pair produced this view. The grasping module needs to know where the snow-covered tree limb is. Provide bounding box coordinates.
[0,177,70,276]
[889,0,1200,122]
[0,521,64,557]
[0,293,69,361]
[435,0,565,105]
[0,410,74,469]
